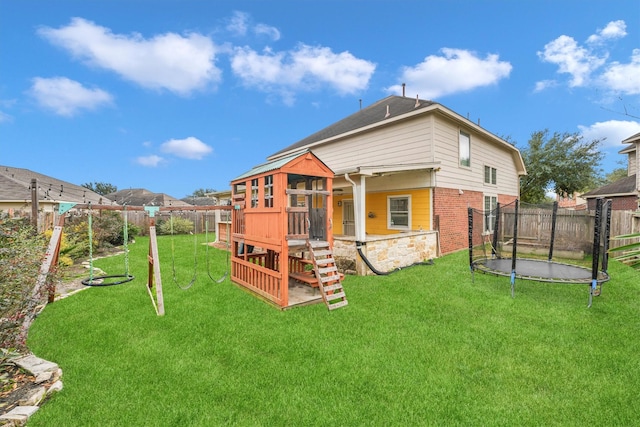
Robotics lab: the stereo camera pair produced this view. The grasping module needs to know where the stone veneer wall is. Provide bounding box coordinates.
[334,231,439,276]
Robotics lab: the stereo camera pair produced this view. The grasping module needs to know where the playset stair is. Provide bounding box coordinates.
[307,241,348,310]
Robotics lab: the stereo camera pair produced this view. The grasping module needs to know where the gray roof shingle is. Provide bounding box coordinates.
[105,188,192,207]
[582,174,637,198]
[0,165,108,204]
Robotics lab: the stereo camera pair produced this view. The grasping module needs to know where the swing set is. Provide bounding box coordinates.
[48,202,232,316]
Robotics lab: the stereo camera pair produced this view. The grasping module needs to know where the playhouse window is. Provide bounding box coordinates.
[264,175,274,208]
[388,195,411,230]
[251,179,259,208]
[459,131,471,167]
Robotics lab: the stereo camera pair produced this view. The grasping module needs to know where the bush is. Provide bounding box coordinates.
[64,211,139,258]
[158,216,194,235]
[0,215,49,350]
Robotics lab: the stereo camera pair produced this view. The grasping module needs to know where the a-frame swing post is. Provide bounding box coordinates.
[145,207,165,316]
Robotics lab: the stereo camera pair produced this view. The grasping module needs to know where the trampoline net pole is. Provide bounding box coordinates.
[602,199,612,273]
[511,200,519,298]
[548,201,558,261]
[589,198,603,307]
[492,203,500,258]
[468,207,474,274]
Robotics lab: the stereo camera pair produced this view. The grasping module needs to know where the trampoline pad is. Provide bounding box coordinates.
[474,258,608,283]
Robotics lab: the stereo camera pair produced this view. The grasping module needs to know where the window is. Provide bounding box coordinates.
[250,179,259,208]
[484,166,497,185]
[459,131,470,167]
[484,195,497,232]
[388,195,411,230]
[264,175,274,208]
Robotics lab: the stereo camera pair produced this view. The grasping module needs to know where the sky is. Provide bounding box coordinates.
[1,0,639,199]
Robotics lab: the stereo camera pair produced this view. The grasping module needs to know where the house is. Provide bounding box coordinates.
[582,131,640,211]
[266,95,526,274]
[106,188,192,207]
[0,165,108,231]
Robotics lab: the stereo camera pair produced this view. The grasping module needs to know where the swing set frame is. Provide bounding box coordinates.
[47,203,232,316]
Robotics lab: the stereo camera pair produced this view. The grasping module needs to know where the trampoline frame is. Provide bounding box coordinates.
[468,198,612,307]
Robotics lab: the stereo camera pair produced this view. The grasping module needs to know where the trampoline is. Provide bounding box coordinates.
[468,198,612,307]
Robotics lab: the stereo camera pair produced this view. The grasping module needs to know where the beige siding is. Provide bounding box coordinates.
[311,115,434,172]
[629,150,637,176]
[431,115,519,196]
[304,108,520,198]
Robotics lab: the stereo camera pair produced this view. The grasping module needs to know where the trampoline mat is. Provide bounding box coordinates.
[474,258,608,283]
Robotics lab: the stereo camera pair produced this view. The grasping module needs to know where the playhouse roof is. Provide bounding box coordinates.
[232,150,333,182]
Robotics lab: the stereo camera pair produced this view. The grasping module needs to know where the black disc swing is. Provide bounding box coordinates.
[169,210,198,290]
[82,205,135,286]
[204,213,228,283]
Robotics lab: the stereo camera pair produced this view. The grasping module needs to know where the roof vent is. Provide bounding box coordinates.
[385,105,390,118]
[414,95,420,108]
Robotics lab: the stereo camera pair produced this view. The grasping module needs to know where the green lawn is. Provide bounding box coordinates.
[28,234,640,426]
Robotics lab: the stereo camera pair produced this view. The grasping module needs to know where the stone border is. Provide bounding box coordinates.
[0,354,63,426]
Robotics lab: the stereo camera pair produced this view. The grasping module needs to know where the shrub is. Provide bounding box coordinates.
[158,216,194,235]
[0,215,49,351]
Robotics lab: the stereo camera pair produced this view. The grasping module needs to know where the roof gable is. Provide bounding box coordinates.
[269,96,435,159]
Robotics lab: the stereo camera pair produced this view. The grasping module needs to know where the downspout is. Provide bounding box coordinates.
[345,172,432,275]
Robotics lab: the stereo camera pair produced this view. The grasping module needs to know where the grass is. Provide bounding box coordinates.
[27,234,640,426]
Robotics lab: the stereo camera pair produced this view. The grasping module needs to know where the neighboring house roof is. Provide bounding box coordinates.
[0,165,108,205]
[267,95,526,176]
[582,174,637,198]
[106,188,192,207]
[181,196,218,206]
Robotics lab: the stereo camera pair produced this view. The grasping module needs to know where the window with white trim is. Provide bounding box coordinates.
[459,130,471,167]
[388,195,411,230]
[484,166,497,185]
[484,195,497,232]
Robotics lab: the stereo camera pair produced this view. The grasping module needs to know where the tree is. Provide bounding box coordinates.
[190,188,216,197]
[604,167,628,184]
[82,181,118,196]
[519,130,604,204]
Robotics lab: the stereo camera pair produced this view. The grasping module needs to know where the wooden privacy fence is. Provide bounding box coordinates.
[502,207,593,252]
[609,210,640,251]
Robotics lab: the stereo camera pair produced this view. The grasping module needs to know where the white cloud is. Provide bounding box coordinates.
[227,11,249,36]
[600,49,640,95]
[231,44,375,103]
[533,79,558,92]
[136,155,165,167]
[538,35,605,87]
[254,24,280,41]
[38,17,221,95]
[578,120,640,149]
[28,76,113,116]
[538,20,639,95]
[226,11,280,41]
[0,111,13,123]
[386,48,512,99]
[160,137,212,160]
[587,20,627,44]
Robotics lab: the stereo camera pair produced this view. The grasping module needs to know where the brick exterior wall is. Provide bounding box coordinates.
[433,187,517,254]
[587,195,638,211]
